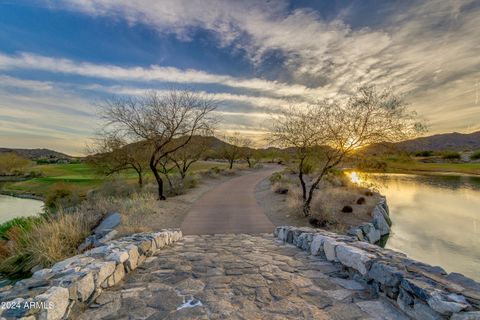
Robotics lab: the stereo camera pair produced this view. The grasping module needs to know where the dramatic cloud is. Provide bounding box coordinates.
[1,0,479,153]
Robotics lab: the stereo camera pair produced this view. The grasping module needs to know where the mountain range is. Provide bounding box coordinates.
[2,131,479,159]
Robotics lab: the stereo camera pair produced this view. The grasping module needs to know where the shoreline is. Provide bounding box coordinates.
[355,168,480,177]
[0,190,44,201]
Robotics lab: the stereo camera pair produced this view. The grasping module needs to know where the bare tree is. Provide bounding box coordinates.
[220,133,243,169]
[86,133,149,187]
[169,136,209,179]
[271,86,424,216]
[240,138,259,168]
[99,90,217,200]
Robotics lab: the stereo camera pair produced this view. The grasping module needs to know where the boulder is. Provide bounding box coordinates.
[372,206,391,235]
[451,311,480,320]
[323,238,339,261]
[310,234,326,255]
[335,244,374,275]
[35,286,70,320]
[360,223,381,243]
[427,292,469,315]
[368,262,404,286]
[93,213,121,236]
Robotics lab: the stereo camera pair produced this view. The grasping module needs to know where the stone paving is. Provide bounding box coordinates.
[78,234,409,320]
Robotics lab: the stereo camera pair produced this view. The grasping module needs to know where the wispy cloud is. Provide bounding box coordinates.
[1,0,480,153]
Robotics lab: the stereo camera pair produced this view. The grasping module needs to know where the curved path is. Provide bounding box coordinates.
[180,167,278,235]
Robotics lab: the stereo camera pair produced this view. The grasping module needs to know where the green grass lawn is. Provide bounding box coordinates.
[384,161,480,175]
[0,160,234,198]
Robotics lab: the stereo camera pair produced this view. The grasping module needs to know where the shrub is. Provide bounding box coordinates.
[286,185,304,212]
[415,150,434,157]
[44,183,81,209]
[442,152,461,160]
[0,210,99,275]
[471,151,480,160]
[0,216,42,240]
[269,172,283,184]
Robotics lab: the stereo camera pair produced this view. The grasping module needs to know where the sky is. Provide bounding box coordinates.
[0,0,479,155]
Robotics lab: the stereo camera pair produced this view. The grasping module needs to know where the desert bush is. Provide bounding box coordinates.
[442,152,461,160]
[0,216,42,240]
[44,183,81,209]
[471,151,480,160]
[93,179,139,198]
[0,210,99,275]
[309,188,361,226]
[286,185,304,212]
[310,197,337,227]
[269,172,283,184]
[415,150,434,157]
[0,153,31,175]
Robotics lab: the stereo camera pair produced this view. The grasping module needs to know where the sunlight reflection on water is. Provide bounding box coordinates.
[348,172,480,281]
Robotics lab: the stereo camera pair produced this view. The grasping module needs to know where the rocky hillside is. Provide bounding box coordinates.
[0,148,73,160]
[395,131,480,152]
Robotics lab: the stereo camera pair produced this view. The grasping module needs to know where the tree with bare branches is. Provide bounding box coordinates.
[271,86,424,216]
[169,136,209,179]
[220,133,243,169]
[86,133,150,187]
[99,90,217,200]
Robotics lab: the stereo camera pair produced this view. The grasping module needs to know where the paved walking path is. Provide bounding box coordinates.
[180,168,277,235]
[80,234,407,320]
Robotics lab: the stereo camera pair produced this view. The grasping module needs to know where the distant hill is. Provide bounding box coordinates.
[0,148,73,161]
[394,131,480,152]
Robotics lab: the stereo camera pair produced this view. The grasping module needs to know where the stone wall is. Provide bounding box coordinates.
[275,226,480,320]
[0,229,182,320]
[347,197,392,244]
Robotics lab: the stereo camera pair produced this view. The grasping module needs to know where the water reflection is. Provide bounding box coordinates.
[349,172,480,281]
[0,195,43,224]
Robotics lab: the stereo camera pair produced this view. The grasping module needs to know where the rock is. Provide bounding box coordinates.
[87,261,116,286]
[427,292,469,315]
[35,286,70,320]
[310,234,325,255]
[332,278,365,290]
[451,311,480,320]
[341,205,353,213]
[76,272,95,302]
[32,268,54,280]
[323,238,339,261]
[335,244,374,275]
[360,223,381,243]
[356,300,410,320]
[369,262,404,287]
[372,206,391,235]
[125,245,139,272]
[106,251,129,264]
[93,213,121,236]
[347,227,364,241]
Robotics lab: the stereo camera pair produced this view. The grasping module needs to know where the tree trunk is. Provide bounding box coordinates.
[229,159,234,169]
[138,171,143,188]
[298,158,307,201]
[150,161,165,200]
[246,157,252,168]
[302,200,311,217]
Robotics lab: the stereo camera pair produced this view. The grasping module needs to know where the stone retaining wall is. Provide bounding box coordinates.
[0,229,182,320]
[275,226,480,320]
[348,197,392,244]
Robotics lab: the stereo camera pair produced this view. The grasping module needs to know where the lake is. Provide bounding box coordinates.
[0,194,44,224]
[351,172,480,281]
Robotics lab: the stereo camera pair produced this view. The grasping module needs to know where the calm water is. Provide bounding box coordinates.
[0,194,43,224]
[351,172,480,281]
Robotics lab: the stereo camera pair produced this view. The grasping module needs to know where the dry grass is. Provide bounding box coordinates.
[286,185,304,212]
[0,209,100,275]
[310,186,378,229]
